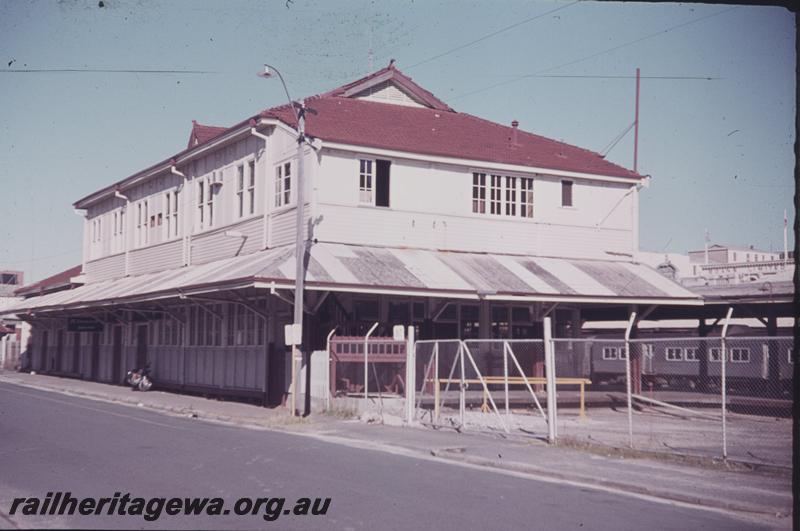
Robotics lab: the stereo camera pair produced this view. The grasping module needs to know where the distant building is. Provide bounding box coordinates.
[687,244,790,285]
[0,270,23,297]
[0,270,24,369]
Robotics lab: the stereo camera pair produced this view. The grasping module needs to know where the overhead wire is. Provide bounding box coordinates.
[404,1,580,70]
[450,6,737,101]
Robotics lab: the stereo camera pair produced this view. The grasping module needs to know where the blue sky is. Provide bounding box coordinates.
[0,0,795,284]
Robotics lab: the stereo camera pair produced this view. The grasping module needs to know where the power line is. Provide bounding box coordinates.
[0,248,81,265]
[451,6,737,101]
[528,74,720,80]
[405,1,580,70]
[1,68,219,74]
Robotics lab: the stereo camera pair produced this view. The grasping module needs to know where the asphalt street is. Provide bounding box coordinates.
[0,382,769,530]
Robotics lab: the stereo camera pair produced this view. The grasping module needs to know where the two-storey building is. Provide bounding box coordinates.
[6,63,699,405]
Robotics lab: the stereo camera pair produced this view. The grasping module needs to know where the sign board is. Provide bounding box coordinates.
[392,325,405,342]
[284,323,302,346]
[67,317,103,333]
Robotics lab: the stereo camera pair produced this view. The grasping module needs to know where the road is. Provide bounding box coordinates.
[0,382,766,530]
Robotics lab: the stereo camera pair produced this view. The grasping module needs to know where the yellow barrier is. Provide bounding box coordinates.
[431,377,591,419]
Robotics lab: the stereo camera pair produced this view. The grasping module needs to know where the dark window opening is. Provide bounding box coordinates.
[375,159,391,207]
[561,180,573,207]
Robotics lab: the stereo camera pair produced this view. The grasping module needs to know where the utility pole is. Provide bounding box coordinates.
[633,67,640,173]
[291,99,306,417]
[783,209,788,267]
[258,64,307,417]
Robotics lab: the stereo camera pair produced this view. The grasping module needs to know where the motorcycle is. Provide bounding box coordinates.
[125,364,153,391]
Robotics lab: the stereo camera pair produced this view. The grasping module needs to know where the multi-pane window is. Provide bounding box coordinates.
[504,177,516,216]
[472,172,486,213]
[236,164,245,218]
[171,190,178,236]
[473,173,534,219]
[520,177,533,218]
[709,348,722,362]
[225,301,267,347]
[206,175,215,227]
[489,175,502,215]
[666,347,683,361]
[602,347,619,360]
[684,348,698,361]
[197,180,205,229]
[197,176,216,230]
[359,159,373,204]
[164,191,172,238]
[156,314,183,346]
[247,160,256,215]
[731,348,750,363]
[188,304,222,347]
[275,162,292,207]
[136,201,148,247]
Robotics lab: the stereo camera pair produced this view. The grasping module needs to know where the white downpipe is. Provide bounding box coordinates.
[720,306,734,459]
[405,325,416,424]
[325,327,337,412]
[364,322,378,400]
[543,316,557,443]
[624,311,637,449]
[114,190,131,276]
[170,166,189,266]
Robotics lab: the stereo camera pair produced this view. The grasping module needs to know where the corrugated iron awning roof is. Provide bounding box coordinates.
[3,243,701,315]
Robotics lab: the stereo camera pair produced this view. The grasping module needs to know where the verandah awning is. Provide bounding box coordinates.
[4,243,701,315]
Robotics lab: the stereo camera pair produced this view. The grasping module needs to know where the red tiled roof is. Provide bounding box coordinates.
[257,63,640,179]
[15,265,83,297]
[188,120,228,149]
[262,97,639,179]
[74,63,641,209]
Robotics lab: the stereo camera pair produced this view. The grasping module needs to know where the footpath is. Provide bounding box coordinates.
[0,371,792,528]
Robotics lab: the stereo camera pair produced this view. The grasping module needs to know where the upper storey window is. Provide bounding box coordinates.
[472,172,534,218]
[197,174,218,231]
[358,158,391,207]
[472,173,486,213]
[561,180,573,207]
[359,159,373,204]
[275,161,292,208]
[236,161,256,218]
[164,189,179,239]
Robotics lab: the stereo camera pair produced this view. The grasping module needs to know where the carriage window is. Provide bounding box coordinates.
[731,348,750,363]
[602,347,618,360]
[665,347,683,361]
[709,348,722,362]
[684,348,698,361]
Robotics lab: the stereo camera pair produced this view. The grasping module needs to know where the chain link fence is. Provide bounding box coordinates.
[407,334,793,468]
[413,339,549,436]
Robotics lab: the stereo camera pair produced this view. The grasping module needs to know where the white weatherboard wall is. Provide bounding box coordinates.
[314,150,637,259]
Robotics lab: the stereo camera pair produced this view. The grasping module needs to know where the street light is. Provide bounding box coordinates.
[259,63,307,417]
